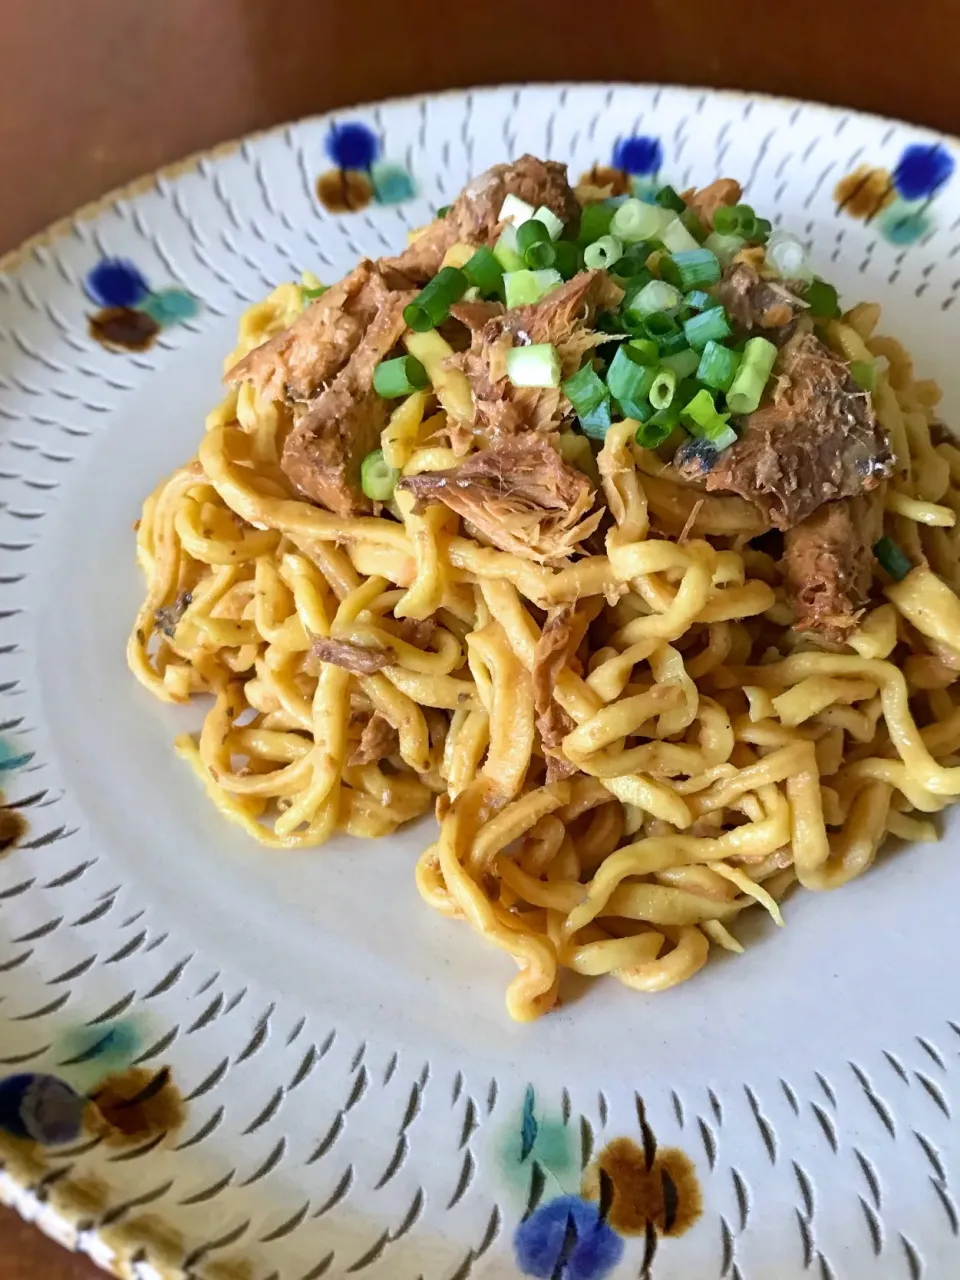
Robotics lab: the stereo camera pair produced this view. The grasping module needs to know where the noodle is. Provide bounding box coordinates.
[129,208,960,1022]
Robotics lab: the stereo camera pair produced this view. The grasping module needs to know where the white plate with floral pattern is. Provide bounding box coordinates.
[1,84,960,1280]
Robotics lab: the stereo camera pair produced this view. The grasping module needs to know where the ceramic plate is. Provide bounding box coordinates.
[2,84,960,1280]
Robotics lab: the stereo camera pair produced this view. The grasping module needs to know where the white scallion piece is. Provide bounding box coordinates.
[505,343,562,388]
[660,216,702,253]
[625,279,682,318]
[609,198,667,244]
[533,205,565,240]
[531,268,563,294]
[704,230,746,266]
[766,229,812,280]
[498,193,537,225]
[493,224,525,273]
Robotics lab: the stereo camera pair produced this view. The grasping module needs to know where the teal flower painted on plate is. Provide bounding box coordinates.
[498,1085,579,1199]
[834,140,955,244]
[0,736,32,772]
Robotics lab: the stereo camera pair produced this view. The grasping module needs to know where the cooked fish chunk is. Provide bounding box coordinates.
[281,287,414,515]
[782,490,885,639]
[383,155,580,283]
[694,332,894,530]
[398,437,601,564]
[451,270,623,438]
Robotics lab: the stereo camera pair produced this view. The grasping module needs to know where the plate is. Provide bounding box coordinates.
[1,83,959,1280]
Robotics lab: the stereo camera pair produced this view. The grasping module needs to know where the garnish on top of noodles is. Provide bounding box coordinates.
[225,156,896,640]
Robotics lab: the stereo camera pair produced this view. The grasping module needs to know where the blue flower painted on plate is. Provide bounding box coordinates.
[0,736,32,772]
[612,135,663,177]
[893,142,955,201]
[84,262,199,352]
[84,258,150,309]
[0,1073,86,1145]
[515,1196,624,1280]
[325,121,381,171]
[141,287,200,327]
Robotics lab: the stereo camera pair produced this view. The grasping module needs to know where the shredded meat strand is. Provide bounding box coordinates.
[398,437,601,564]
[312,637,391,674]
[349,713,400,765]
[782,490,885,639]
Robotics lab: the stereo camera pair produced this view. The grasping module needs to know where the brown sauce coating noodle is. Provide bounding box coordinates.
[129,281,960,1021]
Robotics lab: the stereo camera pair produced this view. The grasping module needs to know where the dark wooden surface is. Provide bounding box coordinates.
[0,0,956,1273]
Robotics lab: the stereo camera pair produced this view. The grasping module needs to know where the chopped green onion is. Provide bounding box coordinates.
[628,338,659,365]
[517,219,551,253]
[499,193,536,225]
[532,269,563,293]
[683,305,732,350]
[302,284,328,302]
[505,343,562,388]
[657,329,691,355]
[655,185,687,214]
[697,340,742,392]
[533,205,565,240]
[618,395,654,422]
[502,269,557,309]
[804,278,841,318]
[624,279,682,319]
[579,395,613,440]
[635,418,677,448]
[660,248,722,290]
[681,388,734,445]
[553,240,582,280]
[578,202,616,245]
[609,198,666,244]
[649,368,678,411]
[373,355,429,398]
[684,289,720,312]
[703,231,746,266]
[641,312,684,352]
[606,345,659,404]
[714,203,756,237]
[525,240,558,269]
[493,225,525,273]
[726,335,778,415]
[680,208,708,243]
[584,235,624,270]
[850,359,876,392]
[660,217,702,254]
[873,536,912,582]
[612,247,654,280]
[660,348,701,378]
[360,449,400,501]
[463,247,504,297]
[403,266,469,332]
[563,363,608,417]
[766,230,807,278]
[436,205,451,218]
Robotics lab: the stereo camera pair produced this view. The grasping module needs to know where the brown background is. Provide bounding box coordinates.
[0,0,955,1273]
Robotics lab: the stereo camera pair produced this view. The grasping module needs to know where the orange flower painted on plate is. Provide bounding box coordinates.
[834,165,896,219]
[576,164,632,199]
[581,1136,703,1237]
[315,169,375,213]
